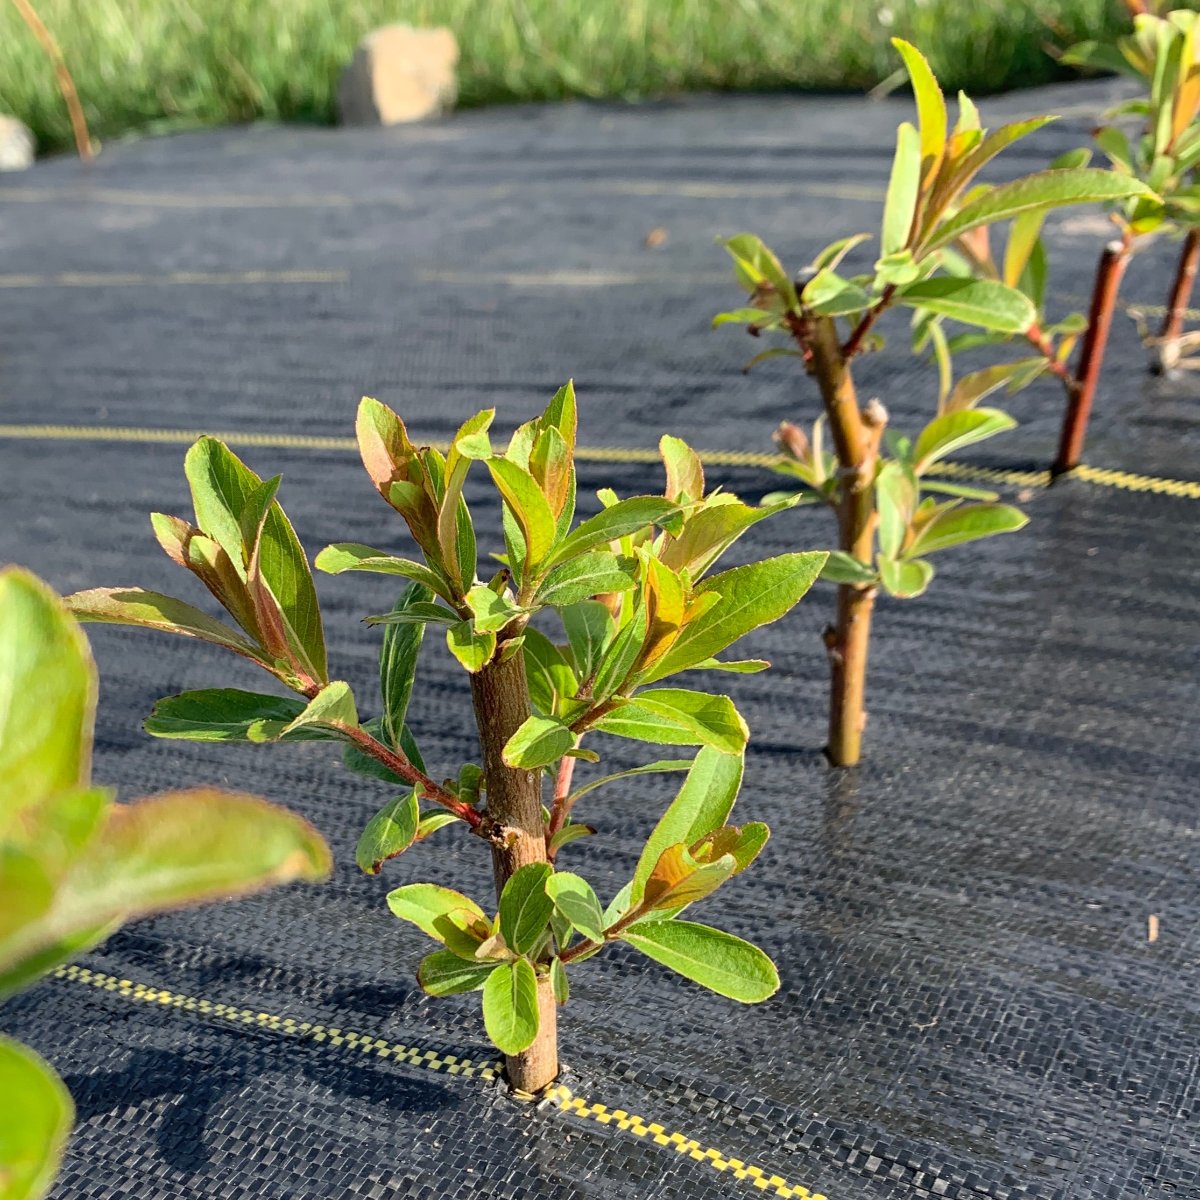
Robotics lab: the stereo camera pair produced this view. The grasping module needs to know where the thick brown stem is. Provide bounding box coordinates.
[468,642,557,1092]
[1054,238,1130,478]
[10,0,94,161]
[1156,228,1200,371]
[806,315,886,767]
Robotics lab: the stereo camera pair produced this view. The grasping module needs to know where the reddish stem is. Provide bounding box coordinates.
[1024,321,1078,390]
[341,723,485,831]
[544,754,578,860]
[842,284,897,360]
[1054,237,1131,477]
[1158,228,1200,349]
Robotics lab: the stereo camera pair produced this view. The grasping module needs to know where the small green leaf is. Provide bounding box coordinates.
[802,268,871,316]
[415,810,461,842]
[896,277,1036,332]
[499,864,555,956]
[595,689,748,755]
[882,121,922,255]
[812,232,872,271]
[721,233,796,304]
[906,503,1028,557]
[549,823,596,854]
[355,788,420,874]
[535,552,635,608]
[487,458,559,573]
[620,920,779,1003]
[892,38,947,184]
[502,715,575,769]
[925,169,1157,252]
[387,883,489,956]
[482,958,540,1056]
[523,629,580,717]
[548,497,680,566]
[465,585,524,634]
[545,871,605,943]
[683,658,769,674]
[912,408,1017,473]
[446,621,496,673]
[878,556,934,598]
[631,747,743,906]
[550,958,569,1005]
[314,544,450,598]
[417,950,499,997]
[0,1034,73,1200]
[819,552,879,585]
[591,603,649,700]
[876,461,917,560]
[712,306,778,329]
[278,681,357,738]
[643,553,827,683]
[379,584,430,750]
[560,601,614,682]
[142,688,315,743]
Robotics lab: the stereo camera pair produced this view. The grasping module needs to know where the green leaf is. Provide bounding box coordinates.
[415,810,460,842]
[819,551,879,586]
[896,277,1036,332]
[892,39,946,184]
[560,601,614,682]
[0,569,95,827]
[643,553,827,683]
[591,603,649,701]
[630,747,743,905]
[387,883,489,956]
[487,458,559,574]
[545,871,605,943]
[876,461,917,560]
[0,1034,73,1200]
[355,788,420,874]
[184,438,326,681]
[802,268,871,316]
[906,503,1028,557]
[595,689,748,755]
[564,762,692,814]
[379,583,430,750]
[535,552,635,608]
[482,958,540,1055]
[503,716,575,769]
[499,864,554,956]
[920,477,999,501]
[620,920,779,1003]
[913,408,1017,473]
[417,949,499,997]
[314,544,451,600]
[63,587,261,661]
[550,958,569,1005]
[812,232,872,272]
[446,621,496,673]
[712,306,779,329]
[683,658,769,674]
[925,169,1158,252]
[878,556,934,598]
[641,844,737,911]
[882,121,922,255]
[278,681,357,737]
[549,497,680,566]
[659,434,705,503]
[523,628,580,717]
[721,233,796,304]
[142,688,316,743]
[465,585,524,634]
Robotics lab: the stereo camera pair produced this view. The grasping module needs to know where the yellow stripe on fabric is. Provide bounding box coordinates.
[0,423,1195,499]
[0,270,348,290]
[53,964,828,1200]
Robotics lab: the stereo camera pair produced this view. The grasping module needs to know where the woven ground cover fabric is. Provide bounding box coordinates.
[0,79,1197,1200]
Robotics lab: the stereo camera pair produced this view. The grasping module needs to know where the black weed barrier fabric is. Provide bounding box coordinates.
[1,79,1198,1200]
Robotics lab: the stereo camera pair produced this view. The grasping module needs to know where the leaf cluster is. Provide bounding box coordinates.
[0,567,331,1199]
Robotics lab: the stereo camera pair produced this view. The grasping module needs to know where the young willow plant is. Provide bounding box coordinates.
[1057,7,1200,465]
[0,567,330,1200]
[65,384,826,1094]
[714,38,1152,767]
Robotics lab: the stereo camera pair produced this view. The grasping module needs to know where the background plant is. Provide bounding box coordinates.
[714,38,1152,766]
[0,567,331,1200]
[65,383,827,1093]
[1050,6,1200,467]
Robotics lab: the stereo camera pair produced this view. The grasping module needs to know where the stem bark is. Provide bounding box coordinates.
[1054,238,1130,478]
[468,641,558,1093]
[1156,228,1200,372]
[806,316,885,767]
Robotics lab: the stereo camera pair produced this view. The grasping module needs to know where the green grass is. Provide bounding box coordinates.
[0,0,1134,152]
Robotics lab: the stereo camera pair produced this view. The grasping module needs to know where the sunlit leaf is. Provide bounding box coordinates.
[620,920,779,1003]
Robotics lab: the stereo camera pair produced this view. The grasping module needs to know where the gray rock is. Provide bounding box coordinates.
[0,115,34,171]
[337,24,459,126]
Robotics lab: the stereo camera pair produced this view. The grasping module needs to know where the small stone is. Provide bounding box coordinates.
[337,25,459,126]
[0,115,35,171]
